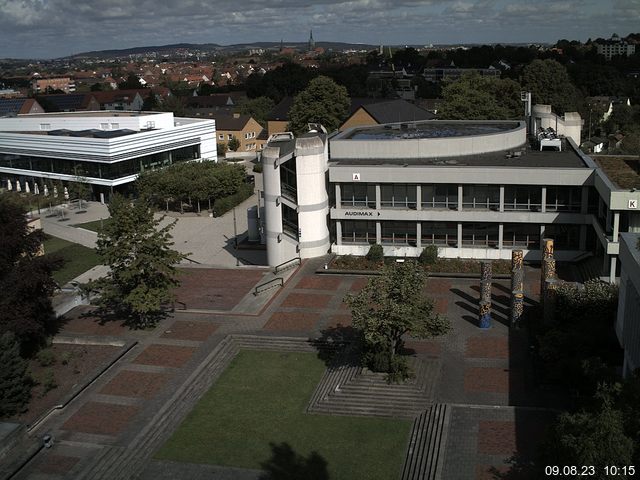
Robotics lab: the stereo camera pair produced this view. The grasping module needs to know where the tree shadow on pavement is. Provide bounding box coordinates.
[259,442,330,480]
[312,326,360,368]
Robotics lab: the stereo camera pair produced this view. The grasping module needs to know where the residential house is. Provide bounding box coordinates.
[184,93,246,117]
[31,77,76,94]
[339,99,435,131]
[211,113,263,153]
[0,98,45,116]
[36,93,100,112]
[91,90,145,111]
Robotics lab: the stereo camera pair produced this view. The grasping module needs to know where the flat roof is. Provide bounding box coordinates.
[341,121,521,140]
[593,156,640,190]
[15,110,162,118]
[330,142,588,169]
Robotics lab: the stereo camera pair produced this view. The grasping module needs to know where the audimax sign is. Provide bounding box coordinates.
[344,211,381,217]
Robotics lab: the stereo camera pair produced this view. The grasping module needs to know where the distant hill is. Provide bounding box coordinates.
[66,41,380,59]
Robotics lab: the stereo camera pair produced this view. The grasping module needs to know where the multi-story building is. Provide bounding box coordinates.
[211,113,264,153]
[616,232,640,377]
[422,67,500,83]
[0,111,216,202]
[596,34,636,60]
[31,77,76,94]
[261,113,640,284]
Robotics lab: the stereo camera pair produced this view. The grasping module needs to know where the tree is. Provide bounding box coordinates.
[227,136,241,152]
[118,73,142,90]
[158,96,186,117]
[539,398,634,472]
[0,332,32,417]
[439,73,523,120]
[0,194,62,354]
[238,96,275,128]
[69,166,91,208]
[522,59,582,113]
[83,195,186,328]
[287,76,350,134]
[345,262,450,380]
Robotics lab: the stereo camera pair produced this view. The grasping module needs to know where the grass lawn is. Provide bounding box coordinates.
[73,218,111,233]
[43,235,101,285]
[156,350,412,480]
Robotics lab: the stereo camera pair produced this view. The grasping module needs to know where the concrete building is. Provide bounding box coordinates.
[31,77,76,94]
[596,34,636,60]
[0,111,216,201]
[261,115,640,280]
[616,233,640,377]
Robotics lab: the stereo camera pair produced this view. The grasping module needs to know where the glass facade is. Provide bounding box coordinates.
[421,222,457,246]
[421,184,458,209]
[462,185,500,210]
[503,223,540,249]
[504,186,542,211]
[545,224,581,250]
[381,221,416,245]
[0,145,199,180]
[279,159,297,202]
[342,220,376,244]
[462,223,499,247]
[546,186,581,212]
[380,184,417,209]
[341,183,376,208]
[282,204,298,238]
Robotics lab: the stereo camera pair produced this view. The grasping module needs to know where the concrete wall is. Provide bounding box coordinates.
[339,108,377,132]
[3,111,175,131]
[532,105,582,145]
[616,233,640,377]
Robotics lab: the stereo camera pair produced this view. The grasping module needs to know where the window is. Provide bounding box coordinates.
[39,123,51,131]
[462,185,500,210]
[100,123,109,130]
[544,225,580,250]
[341,183,376,208]
[282,204,298,239]
[546,187,581,212]
[504,186,542,211]
[227,134,233,140]
[218,134,224,140]
[503,223,540,249]
[421,222,457,246]
[279,159,297,201]
[342,220,376,244]
[421,184,457,209]
[110,123,119,129]
[461,223,499,247]
[381,221,416,245]
[380,184,417,209]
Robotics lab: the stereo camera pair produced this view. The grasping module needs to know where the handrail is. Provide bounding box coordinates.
[254,277,283,295]
[274,257,301,274]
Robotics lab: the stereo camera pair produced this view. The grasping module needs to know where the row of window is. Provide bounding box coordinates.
[217,132,257,141]
[340,221,581,250]
[340,183,586,212]
[0,145,200,180]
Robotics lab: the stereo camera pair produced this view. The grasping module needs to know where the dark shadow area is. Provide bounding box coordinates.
[312,326,359,368]
[452,287,510,327]
[259,442,330,480]
[221,232,268,266]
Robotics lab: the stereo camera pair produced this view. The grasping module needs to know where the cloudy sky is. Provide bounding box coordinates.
[1,0,638,59]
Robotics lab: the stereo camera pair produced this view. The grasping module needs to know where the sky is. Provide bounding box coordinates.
[0,0,639,59]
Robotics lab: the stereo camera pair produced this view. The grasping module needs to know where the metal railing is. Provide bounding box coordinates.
[274,257,301,274]
[254,277,284,295]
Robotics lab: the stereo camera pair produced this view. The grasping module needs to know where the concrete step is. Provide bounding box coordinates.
[401,404,450,480]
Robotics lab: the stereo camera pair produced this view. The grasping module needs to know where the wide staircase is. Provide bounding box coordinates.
[401,404,450,480]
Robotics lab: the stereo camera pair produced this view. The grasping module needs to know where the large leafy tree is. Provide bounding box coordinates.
[84,195,186,328]
[238,96,275,128]
[438,73,523,120]
[287,76,350,134]
[345,262,450,378]
[522,59,582,113]
[0,332,32,417]
[0,194,61,353]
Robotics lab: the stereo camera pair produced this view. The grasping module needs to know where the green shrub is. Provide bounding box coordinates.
[365,244,384,263]
[0,332,32,417]
[40,369,57,396]
[418,245,438,265]
[252,162,263,173]
[37,349,56,367]
[60,351,73,365]
[213,183,254,218]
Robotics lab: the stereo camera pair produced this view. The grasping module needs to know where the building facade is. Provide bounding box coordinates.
[261,117,640,281]
[0,111,216,201]
[616,233,640,377]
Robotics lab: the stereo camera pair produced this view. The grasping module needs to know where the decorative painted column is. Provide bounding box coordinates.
[543,278,558,324]
[540,238,554,300]
[479,260,493,328]
[511,290,524,326]
[510,249,524,327]
[479,301,492,329]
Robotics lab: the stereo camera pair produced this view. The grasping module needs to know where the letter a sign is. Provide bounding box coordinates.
[352,173,361,181]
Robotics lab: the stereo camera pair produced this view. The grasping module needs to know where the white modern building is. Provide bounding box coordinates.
[261,114,640,282]
[0,111,216,201]
[616,233,640,377]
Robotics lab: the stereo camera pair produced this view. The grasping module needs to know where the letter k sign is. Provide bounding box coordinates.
[629,199,638,209]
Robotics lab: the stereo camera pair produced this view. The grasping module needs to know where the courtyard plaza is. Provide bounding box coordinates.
[7,254,558,480]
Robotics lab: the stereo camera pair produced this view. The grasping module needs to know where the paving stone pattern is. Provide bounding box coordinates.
[14,258,554,480]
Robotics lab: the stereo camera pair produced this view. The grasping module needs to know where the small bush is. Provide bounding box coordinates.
[37,349,56,367]
[40,369,57,397]
[365,244,384,263]
[418,245,438,265]
[60,351,73,365]
[252,162,263,173]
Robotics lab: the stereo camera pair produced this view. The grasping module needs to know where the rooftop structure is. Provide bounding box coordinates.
[0,111,216,202]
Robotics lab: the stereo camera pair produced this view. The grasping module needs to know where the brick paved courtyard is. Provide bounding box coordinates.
[14,259,554,480]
